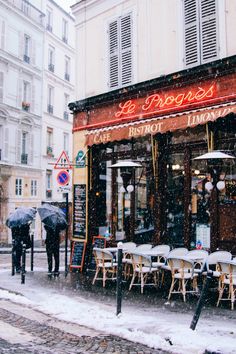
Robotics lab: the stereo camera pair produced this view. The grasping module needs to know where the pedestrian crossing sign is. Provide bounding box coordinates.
[54,150,72,169]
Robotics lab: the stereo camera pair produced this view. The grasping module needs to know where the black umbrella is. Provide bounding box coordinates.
[37,204,67,231]
[6,207,36,228]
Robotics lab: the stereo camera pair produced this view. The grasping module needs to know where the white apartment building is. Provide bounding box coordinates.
[42,0,75,205]
[0,0,75,244]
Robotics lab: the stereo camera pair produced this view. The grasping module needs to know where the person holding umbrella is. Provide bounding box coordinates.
[44,224,61,277]
[6,207,36,273]
[37,203,67,277]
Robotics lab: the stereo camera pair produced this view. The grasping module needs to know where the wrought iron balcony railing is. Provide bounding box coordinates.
[7,0,45,27]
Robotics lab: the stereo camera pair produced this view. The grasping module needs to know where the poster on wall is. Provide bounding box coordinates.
[196,223,211,249]
[73,184,86,239]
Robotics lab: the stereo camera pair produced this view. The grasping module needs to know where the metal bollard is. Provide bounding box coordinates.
[190,273,211,330]
[21,243,26,284]
[116,242,123,316]
[31,233,34,271]
[11,239,15,276]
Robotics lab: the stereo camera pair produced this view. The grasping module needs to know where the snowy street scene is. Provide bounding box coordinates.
[1,0,236,353]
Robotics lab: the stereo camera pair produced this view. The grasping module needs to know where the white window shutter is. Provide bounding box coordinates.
[4,127,9,160]
[31,39,36,65]
[18,79,23,107]
[29,132,34,165]
[16,129,21,163]
[200,0,218,63]
[121,14,132,86]
[109,20,119,89]
[31,84,35,112]
[184,0,200,67]
[19,32,24,60]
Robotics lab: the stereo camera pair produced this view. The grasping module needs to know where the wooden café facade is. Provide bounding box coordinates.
[69,56,236,255]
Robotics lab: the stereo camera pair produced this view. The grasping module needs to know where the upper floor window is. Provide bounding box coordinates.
[46,127,53,155]
[24,34,31,63]
[21,131,28,164]
[22,81,30,111]
[63,132,69,155]
[62,19,68,43]
[31,180,37,196]
[184,0,218,67]
[48,46,55,72]
[108,13,133,89]
[15,178,22,196]
[46,9,53,32]
[65,56,70,81]
[64,94,69,120]
[47,86,54,114]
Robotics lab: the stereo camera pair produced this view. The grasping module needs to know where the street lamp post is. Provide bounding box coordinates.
[190,150,235,330]
[110,161,142,316]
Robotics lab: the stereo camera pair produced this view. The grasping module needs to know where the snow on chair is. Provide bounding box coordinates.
[122,242,137,280]
[92,247,117,287]
[129,252,159,294]
[216,260,236,310]
[167,257,199,302]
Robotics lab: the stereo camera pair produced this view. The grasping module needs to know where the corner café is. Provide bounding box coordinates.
[69,56,236,254]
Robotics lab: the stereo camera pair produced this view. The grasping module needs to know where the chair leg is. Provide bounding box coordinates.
[92,266,100,285]
[141,273,144,294]
[217,285,225,307]
[182,279,186,302]
[168,277,175,300]
[129,272,136,291]
[102,268,106,288]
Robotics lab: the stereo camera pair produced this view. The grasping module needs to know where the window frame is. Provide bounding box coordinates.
[15,178,23,196]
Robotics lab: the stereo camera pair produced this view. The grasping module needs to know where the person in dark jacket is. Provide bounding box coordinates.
[44,225,60,276]
[11,223,31,273]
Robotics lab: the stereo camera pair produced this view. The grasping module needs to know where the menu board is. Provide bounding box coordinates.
[196,223,211,249]
[70,241,86,271]
[88,236,107,271]
[73,184,86,239]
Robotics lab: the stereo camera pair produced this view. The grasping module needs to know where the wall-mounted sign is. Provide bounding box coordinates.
[75,150,86,168]
[57,170,70,186]
[73,184,86,239]
[196,223,210,249]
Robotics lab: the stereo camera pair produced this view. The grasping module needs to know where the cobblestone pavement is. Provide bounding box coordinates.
[0,302,170,354]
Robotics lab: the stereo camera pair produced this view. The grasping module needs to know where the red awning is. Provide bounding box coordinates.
[85,103,236,146]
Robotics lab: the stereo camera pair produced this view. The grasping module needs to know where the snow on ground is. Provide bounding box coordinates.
[0,268,236,354]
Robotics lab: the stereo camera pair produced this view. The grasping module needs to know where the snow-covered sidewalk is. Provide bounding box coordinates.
[0,267,235,354]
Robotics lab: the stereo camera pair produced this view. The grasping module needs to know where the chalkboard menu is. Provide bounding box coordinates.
[73,184,86,239]
[70,241,86,271]
[88,236,107,271]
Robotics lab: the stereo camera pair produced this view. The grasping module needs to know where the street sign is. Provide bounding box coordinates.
[57,186,71,192]
[57,170,70,186]
[54,150,72,169]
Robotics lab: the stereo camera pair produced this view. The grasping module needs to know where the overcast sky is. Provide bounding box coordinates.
[56,0,76,13]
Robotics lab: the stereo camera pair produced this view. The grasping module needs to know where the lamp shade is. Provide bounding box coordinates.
[194,151,235,160]
[111,161,142,168]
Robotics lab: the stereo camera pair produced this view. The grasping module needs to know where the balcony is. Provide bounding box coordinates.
[48,63,54,72]
[46,189,52,199]
[47,104,53,114]
[24,54,30,64]
[47,146,53,156]
[63,111,69,120]
[62,36,68,44]
[46,24,52,32]
[64,73,70,81]
[22,101,30,111]
[7,0,45,26]
[21,153,28,164]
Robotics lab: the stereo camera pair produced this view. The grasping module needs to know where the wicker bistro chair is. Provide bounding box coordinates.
[185,250,209,275]
[92,247,117,288]
[151,245,170,268]
[122,242,137,280]
[161,247,188,285]
[167,257,199,302]
[217,261,236,310]
[129,252,159,294]
[202,251,232,285]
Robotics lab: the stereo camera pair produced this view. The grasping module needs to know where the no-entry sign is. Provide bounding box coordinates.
[57,170,70,186]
